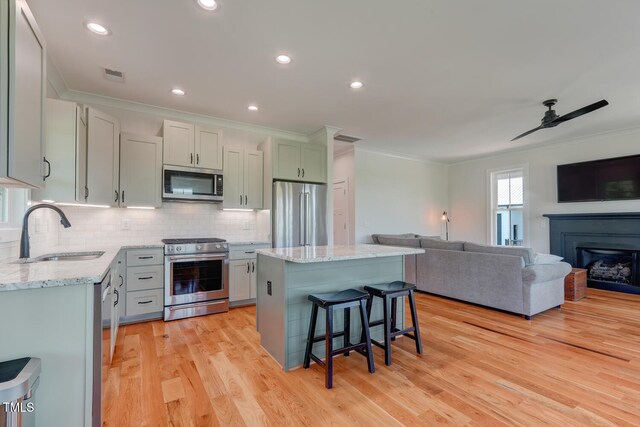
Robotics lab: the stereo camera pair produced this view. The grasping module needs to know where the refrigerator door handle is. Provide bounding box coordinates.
[305,192,311,246]
[299,192,305,246]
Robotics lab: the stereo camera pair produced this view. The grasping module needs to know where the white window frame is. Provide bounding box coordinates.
[486,164,529,247]
[0,188,28,241]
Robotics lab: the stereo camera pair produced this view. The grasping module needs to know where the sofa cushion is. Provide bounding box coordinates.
[419,238,464,251]
[417,235,441,240]
[371,233,416,244]
[377,236,420,248]
[463,242,535,265]
[534,253,564,264]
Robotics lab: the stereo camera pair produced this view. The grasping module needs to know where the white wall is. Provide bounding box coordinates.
[448,128,640,253]
[354,148,449,243]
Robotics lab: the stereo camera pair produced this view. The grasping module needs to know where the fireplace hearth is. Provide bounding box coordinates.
[544,212,640,295]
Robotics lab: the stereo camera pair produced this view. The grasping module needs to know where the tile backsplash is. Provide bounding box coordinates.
[1,202,270,261]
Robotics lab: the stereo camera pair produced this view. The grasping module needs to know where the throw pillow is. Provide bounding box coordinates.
[534,253,563,264]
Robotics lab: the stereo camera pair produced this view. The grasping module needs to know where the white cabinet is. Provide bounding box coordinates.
[119,133,162,208]
[110,253,125,362]
[163,120,222,169]
[272,139,326,183]
[223,147,263,209]
[86,108,120,206]
[0,0,46,188]
[228,243,269,305]
[123,248,164,322]
[32,99,87,203]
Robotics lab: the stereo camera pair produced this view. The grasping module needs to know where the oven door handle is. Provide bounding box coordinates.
[167,253,228,263]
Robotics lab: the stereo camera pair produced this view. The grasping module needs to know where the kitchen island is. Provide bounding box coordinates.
[255,244,424,371]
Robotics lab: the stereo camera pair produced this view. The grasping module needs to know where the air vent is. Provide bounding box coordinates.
[103,68,125,83]
[334,134,361,143]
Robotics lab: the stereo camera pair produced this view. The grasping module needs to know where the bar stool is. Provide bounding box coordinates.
[363,281,423,365]
[303,288,375,389]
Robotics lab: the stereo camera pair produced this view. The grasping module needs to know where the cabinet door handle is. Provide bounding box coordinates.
[119,275,124,287]
[297,168,300,177]
[247,262,250,273]
[85,186,89,200]
[138,256,153,260]
[138,276,153,280]
[240,195,243,205]
[122,190,125,203]
[113,289,119,306]
[191,153,194,164]
[245,195,248,205]
[196,154,199,164]
[302,168,305,178]
[114,190,119,202]
[252,261,255,273]
[244,251,255,254]
[43,157,51,180]
[137,300,153,305]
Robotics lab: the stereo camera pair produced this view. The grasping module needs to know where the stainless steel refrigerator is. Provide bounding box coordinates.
[272,181,327,248]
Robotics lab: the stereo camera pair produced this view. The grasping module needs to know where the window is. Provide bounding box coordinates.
[489,167,526,246]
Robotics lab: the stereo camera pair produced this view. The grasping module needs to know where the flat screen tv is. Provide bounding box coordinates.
[557,154,640,203]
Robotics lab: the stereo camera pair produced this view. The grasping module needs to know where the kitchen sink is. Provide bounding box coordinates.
[30,251,105,262]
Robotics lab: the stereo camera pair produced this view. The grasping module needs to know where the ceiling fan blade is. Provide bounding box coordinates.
[552,99,609,124]
[511,125,543,141]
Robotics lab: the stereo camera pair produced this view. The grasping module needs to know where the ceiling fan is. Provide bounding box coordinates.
[511,99,609,141]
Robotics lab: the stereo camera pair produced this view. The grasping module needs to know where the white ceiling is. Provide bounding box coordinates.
[27,0,640,162]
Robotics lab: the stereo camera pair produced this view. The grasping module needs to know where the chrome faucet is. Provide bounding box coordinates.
[19,204,72,259]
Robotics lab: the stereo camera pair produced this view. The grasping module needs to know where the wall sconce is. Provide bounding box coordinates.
[442,211,450,241]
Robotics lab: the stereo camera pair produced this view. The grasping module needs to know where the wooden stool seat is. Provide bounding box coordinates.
[363,280,423,366]
[303,289,375,389]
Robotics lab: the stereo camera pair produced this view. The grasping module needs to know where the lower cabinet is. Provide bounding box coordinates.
[229,243,270,306]
[119,248,165,323]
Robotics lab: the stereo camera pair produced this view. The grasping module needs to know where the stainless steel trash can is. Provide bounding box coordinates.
[0,358,41,427]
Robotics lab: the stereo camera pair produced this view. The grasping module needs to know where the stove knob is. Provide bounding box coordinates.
[216,244,221,249]
[167,246,173,252]
[196,245,202,250]
[176,246,182,252]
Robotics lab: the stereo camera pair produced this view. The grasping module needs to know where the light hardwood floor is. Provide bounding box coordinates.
[103,289,640,426]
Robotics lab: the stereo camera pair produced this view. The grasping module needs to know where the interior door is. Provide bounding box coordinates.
[333,180,349,245]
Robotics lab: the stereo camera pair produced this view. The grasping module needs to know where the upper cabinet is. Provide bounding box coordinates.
[31,99,87,203]
[223,147,263,209]
[86,108,120,206]
[119,133,162,208]
[272,139,326,183]
[163,120,222,169]
[0,0,46,188]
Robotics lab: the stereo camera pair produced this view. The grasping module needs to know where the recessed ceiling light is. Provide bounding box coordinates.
[248,105,259,111]
[86,22,109,35]
[276,55,292,65]
[171,88,185,96]
[350,81,364,89]
[197,0,219,11]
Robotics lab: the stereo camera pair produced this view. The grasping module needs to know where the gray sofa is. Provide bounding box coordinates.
[372,234,572,319]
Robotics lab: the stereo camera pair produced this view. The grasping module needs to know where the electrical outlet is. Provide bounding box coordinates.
[121,219,131,230]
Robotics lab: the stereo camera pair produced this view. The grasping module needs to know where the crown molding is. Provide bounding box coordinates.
[59,89,308,142]
[355,145,447,166]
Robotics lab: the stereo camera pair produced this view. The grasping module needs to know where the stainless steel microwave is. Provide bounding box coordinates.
[162,165,223,202]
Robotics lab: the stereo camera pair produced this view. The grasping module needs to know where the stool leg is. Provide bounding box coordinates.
[343,307,351,357]
[360,294,374,344]
[303,304,319,369]
[325,307,334,389]
[359,299,375,374]
[383,295,392,366]
[390,296,397,341]
[408,290,423,354]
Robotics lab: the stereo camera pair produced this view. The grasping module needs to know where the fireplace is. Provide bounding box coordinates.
[576,247,640,292]
[544,212,640,295]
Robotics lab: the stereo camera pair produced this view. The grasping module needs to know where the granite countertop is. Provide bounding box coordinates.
[0,242,163,293]
[256,244,424,263]
[228,241,271,246]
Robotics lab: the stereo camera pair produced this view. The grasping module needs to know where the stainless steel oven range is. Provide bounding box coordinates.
[162,238,229,321]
